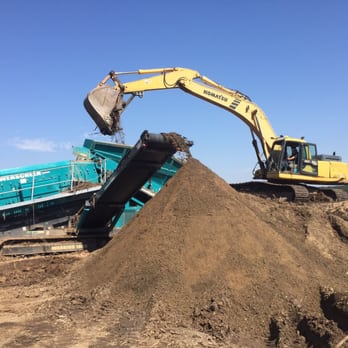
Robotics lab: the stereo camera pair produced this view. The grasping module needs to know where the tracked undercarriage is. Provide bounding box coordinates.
[231,181,348,202]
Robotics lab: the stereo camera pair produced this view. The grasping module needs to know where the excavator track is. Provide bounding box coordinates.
[318,188,348,202]
[231,182,348,202]
[288,184,310,201]
[231,181,309,201]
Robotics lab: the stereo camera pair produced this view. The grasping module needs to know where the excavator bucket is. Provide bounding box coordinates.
[84,85,124,135]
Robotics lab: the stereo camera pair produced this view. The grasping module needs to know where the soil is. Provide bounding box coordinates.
[0,158,347,347]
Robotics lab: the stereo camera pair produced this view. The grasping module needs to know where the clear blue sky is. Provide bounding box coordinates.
[1,0,347,182]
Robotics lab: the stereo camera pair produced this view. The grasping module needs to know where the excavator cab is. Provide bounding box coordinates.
[267,139,318,177]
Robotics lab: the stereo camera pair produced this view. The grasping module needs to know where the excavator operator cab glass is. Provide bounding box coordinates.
[268,140,318,176]
[283,142,299,172]
[267,142,283,172]
[300,143,318,176]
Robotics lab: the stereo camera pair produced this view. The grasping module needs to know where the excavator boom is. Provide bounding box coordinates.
[84,67,277,162]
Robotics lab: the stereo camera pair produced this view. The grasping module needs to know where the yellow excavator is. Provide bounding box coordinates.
[84,67,348,201]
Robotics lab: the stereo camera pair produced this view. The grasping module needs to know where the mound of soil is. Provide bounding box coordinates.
[1,158,347,347]
[51,158,347,347]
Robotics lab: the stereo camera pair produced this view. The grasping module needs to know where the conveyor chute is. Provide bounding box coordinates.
[77,131,191,236]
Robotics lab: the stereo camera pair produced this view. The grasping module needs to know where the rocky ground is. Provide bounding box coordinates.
[0,158,347,347]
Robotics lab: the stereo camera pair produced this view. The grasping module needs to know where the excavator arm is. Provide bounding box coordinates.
[84,67,278,173]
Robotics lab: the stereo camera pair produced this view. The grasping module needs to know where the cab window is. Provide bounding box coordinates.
[300,143,318,175]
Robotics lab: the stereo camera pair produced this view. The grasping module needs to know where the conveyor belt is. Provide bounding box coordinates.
[77,131,188,236]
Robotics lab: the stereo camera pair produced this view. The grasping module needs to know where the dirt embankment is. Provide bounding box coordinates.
[0,158,347,347]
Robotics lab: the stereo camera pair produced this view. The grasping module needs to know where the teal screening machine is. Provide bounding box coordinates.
[0,131,190,255]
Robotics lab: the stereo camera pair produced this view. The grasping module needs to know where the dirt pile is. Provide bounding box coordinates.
[48,158,347,347]
[1,158,347,347]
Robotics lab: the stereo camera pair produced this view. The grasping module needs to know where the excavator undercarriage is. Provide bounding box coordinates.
[231,181,348,202]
